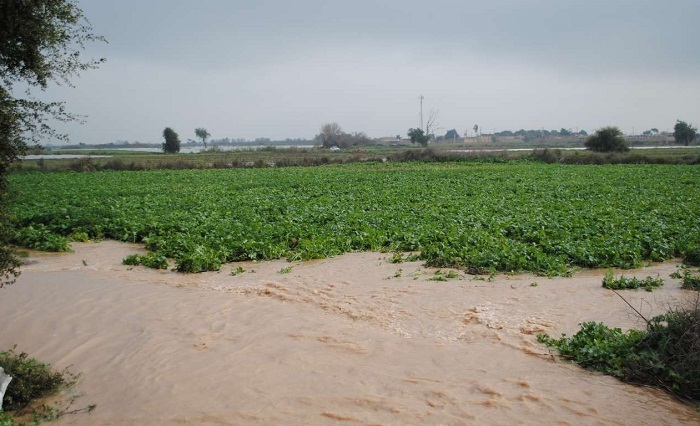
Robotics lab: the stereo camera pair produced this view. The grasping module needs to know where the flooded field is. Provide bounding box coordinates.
[1,242,698,425]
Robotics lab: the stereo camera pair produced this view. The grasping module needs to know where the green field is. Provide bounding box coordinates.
[7,162,700,274]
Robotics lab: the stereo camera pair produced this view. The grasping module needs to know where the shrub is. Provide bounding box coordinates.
[539,295,700,400]
[0,348,67,411]
[68,157,97,172]
[585,127,629,152]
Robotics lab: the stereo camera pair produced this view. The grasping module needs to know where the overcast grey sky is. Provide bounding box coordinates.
[45,0,700,144]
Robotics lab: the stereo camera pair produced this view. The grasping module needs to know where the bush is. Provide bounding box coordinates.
[539,295,700,400]
[585,127,629,152]
[0,348,67,411]
[68,157,97,172]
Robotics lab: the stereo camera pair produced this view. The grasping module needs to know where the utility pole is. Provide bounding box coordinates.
[419,95,424,132]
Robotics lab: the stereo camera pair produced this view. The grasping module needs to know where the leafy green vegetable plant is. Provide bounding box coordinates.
[602,270,664,292]
[7,164,700,275]
[671,266,700,290]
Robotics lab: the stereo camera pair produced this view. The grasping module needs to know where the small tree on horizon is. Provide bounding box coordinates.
[162,128,181,153]
[317,123,343,148]
[407,128,430,147]
[673,120,697,146]
[585,126,629,152]
[195,128,210,148]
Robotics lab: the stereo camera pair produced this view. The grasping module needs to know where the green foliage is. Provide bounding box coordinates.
[388,252,420,264]
[585,126,629,152]
[674,120,697,146]
[0,348,67,411]
[175,245,221,273]
[682,244,700,266]
[538,322,645,377]
[602,270,664,292]
[407,128,430,147]
[539,299,700,400]
[278,265,293,274]
[13,225,70,252]
[162,127,180,154]
[0,212,21,288]
[6,164,700,275]
[121,253,168,269]
[427,269,459,281]
[0,0,103,288]
[230,266,245,276]
[671,266,700,290]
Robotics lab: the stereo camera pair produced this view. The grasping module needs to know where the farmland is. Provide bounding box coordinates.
[7,162,700,274]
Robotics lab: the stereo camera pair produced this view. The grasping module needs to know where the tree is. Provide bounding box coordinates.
[1,0,104,286]
[673,120,697,146]
[473,124,479,136]
[425,110,438,137]
[585,126,629,152]
[317,122,343,148]
[194,128,210,148]
[444,129,460,141]
[407,128,430,147]
[162,128,181,153]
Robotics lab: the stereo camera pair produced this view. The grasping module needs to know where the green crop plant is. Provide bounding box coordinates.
[602,270,664,292]
[6,163,700,275]
[230,266,245,276]
[671,266,700,290]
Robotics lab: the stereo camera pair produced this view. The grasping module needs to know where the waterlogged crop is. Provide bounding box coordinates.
[122,253,168,269]
[7,163,700,274]
[427,269,460,281]
[671,266,700,290]
[602,270,664,292]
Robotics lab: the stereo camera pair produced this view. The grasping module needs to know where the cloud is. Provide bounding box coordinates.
[47,0,700,143]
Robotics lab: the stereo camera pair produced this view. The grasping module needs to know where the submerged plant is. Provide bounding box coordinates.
[602,270,664,292]
[671,266,700,290]
[427,269,460,282]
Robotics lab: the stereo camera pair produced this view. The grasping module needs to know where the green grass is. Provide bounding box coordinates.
[6,163,700,274]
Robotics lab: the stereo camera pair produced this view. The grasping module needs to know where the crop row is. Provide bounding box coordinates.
[7,163,700,274]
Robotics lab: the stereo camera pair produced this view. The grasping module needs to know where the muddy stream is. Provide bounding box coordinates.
[1,242,698,425]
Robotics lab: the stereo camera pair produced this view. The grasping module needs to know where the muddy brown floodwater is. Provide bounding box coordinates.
[1,242,698,425]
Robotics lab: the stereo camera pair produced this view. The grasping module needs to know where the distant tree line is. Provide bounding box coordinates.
[492,128,588,141]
